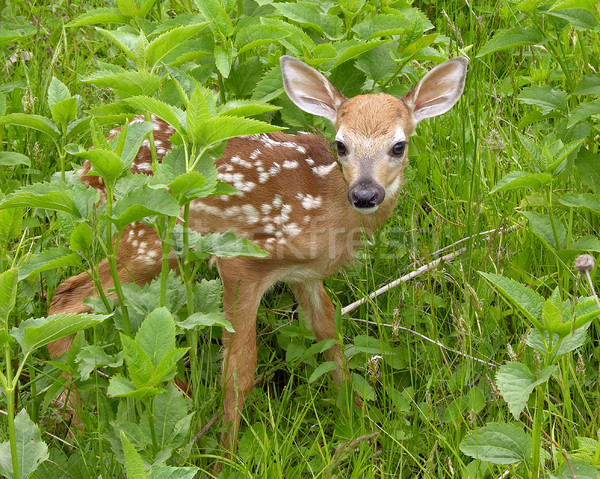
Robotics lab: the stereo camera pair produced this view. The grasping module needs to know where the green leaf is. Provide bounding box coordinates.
[252,66,284,102]
[67,7,129,27]
[151,347,187,384]
[0,113,60,140]
[0,208,22,248]
[521,211,567,250]
[177,312,233,332]
[47,77,71,109]
[107,374,162,398]
[351,372,375,401]
[576,148,600,194]
[517,85,568,114]
[11,313,109,355]
[526,324,591,361]
[459,422,531,464]
[217,100,280,117]
[83,70,161,98]
[109,186,181,229]
[298,339,338,363]
[95,28,137,61]
[559,193,600,214]
[479,272,545,329]
[194,0,233,38]
[76,345,123,381]
[0,182,83,217]
[119,120,154,169]
[0,24,37,48]
[136,307,175,369]
[0,151,29,167]
[496,363,556,419]
[308,361,339,383]
[121,431,147,479]
[235,24,291,55]
[75,149,124,181]
[333,40,388,68]
[0,269,18,325]
[146,23,207,67]
[573,74,600,96]
[476,27,545,57]
[121,334,154,388]
[168,171,208,203]
[51,97,78,128]
[19,247,82,280]
[274,2,343,40]
[352,13,407,39]
[148,466,199,479]
[0,409,48,479]
[490,171,552,194]
[124,96,185,133]
[191,115,281,147]
[568,100,600,129]
[193,231,268,258]
[548,5,598,30]
[152,384,190,449]
[214,44,234,79]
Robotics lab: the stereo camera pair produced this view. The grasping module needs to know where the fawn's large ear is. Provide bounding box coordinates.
[280,56,347,124]
[404,57,468,123]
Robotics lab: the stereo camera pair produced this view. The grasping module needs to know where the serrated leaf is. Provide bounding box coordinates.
[235,24,291,55]
[151,347,187,384]
[490,171,553,194]
[0,24,37,48]
[152,385,189,449]
[0,151,29,167]
[168,171,208,203]
[124,96,185,132]
[75,149,124,181]
[333,40,388,68]
[177,312,233,332]
[96,28,137,61]
[67,7,129,27]
[19,247,82,280]
[187,85,211,142]
[109,186,181,229]
[83,70,161,97]
[136,307,175,368]
[521,210,567,250]
[308,361,339,383]
[558,193,600,214]
[121,334,154,388]
[119,120,154,169]
[146,23,207,67]
[194,0,233,38]
[496,363,556,419]
[0,269,18,324]
[517,85,567,114]
[0,208,22,248]
[0,409,48,479]
[0,113,60,140]
[148,466,199,479]
[476,27,545,57]
[121,431,147,479]
[51,97,78,128]
[217,100,280,117]
[352,13,407,39]
[11,313,109,355]
[214,44,233,78]
[192,115,281,147]
[568,100,600,129]
[479,272,545,329]
[459,422,531,464]
[47,77,71,109]
[526,324,591,361]
[193,231,268,258]
[576,148,600,194]
[252,66,283,102]
[273,2,343,40]
[0,182,82,217]
[547,6,598,30]
[76,345,123,380]
[108,374,162,398]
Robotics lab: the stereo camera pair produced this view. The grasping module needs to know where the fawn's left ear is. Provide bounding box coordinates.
[280,55,347,124]
[403,57,468,123]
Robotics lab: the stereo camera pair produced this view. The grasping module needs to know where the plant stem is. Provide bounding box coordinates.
[159,216,176,307]
[147,398,159,453]
[531,384,545,478]
[4,345,20,479]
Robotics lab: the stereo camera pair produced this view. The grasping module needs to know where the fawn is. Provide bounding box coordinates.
[48,55,467,460]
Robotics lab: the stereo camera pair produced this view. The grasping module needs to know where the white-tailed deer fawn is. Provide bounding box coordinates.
[48,56,467,460]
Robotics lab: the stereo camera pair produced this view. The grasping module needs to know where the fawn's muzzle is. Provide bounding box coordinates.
[348,179,385,212]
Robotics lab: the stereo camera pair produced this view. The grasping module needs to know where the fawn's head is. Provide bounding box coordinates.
[280,56,468,214]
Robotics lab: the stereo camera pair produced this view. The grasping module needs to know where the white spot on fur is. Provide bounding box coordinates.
[305,158,315,166]
[241,204,260,224]
[250,149,262,160]
[312,163,337,177]
[258,172,270,184]
[282,160,299,169]
[261,204,272,215]
[264,224,275,234]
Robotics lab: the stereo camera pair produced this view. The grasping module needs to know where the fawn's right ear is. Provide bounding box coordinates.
[280,56,347,124]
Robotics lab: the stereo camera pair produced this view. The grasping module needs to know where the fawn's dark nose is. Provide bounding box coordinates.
[348,180,385,212]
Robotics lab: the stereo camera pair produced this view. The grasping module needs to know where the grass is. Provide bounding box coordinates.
[1,0,599,478]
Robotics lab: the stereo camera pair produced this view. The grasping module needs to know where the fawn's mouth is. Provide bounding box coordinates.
[353,204,380,214]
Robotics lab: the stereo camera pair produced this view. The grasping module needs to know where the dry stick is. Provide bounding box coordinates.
[341,247,467,317]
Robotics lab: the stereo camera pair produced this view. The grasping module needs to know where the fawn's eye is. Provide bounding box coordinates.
[334,141,347,156]
[391,141,407,157]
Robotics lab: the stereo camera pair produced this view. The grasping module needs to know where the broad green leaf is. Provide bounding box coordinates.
[69,222,93,253]
[479,272,545,328]
[0,113,60,140]
[0,269,18,324]
[191,115,281,147]
[67,7,129,27]
[557,459,600,479]
[573,75,600,96]
[235,24,291,55]
[76,345,123,380]
[121,431,147,479]
[274,2,344,40]
[0,182,81,217]
[47,77,71,108]
[177,312,233,332]
[148,466,199,479]
[96,28,137,61]
[117,120,154,169]
[0,208,22,248]
[559,193,600,214]
[333,40,388,68]
[401,33,438,57]
[194,0,233,38]
[11,313,109,355]
[151,347,188,384]
[352,372,375,401]
[496,363,556,419]
[298,339,337,363]
[0,151,26,166]
[146,23,207,67]
[75,149,124,181]
[186,86,211,142]
[18,247,82,280]
[214,44,233,78]
[66,116,92,140]
[567,236,600,252]
[109,186,181,229]
[576,148,600,194]
[152,385,189,448]
[217,100,280,117]
[51,97,77,128]
[459,422,531,464]
[521,211,567,250]
[121,334,154,388]
[517,85,568,114]
[0,24,37,48]
[124,96,185,132]
[251,66,284,102]
[193,231,269,258]
[489,171,552,194]
[476,27,545,57]
[168,171,208,203]
[526,323,590,360]
[136,307,175,368]
[352,13,407,39]
[83,70,161,97]
[568,100,600,129]
[108,374,162,398]
[0,409,48,479]
[548,6,598,30]
[308,361,339,383]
